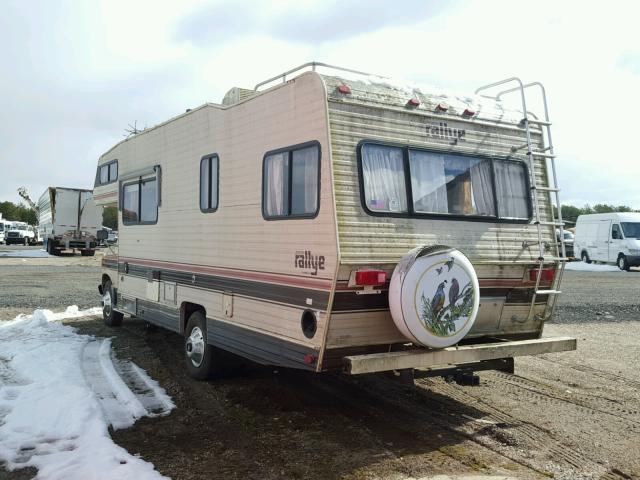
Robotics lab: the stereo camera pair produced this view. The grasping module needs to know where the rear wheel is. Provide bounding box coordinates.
[581,251,591,264]
[102,279,123,326]
[617,255,630,271]
[23,237,28,246]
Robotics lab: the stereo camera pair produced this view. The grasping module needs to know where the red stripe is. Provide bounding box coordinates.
[118,257,334,291]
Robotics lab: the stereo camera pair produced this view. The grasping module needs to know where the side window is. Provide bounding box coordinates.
[100,165,109,184]
[263,142,320,219]
[122,177,158,225]
[122,183,139,223]
[199,154,219,212]
[612,224,621,239]
[97,160,118,185]
[109,162,118,182]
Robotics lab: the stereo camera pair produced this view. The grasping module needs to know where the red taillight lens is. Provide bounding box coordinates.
[462,108,476,117]
[529,268,555,283]
[407,98,420,107]
[355,270,387,286]
[337,84,351,94]
[435,102,448,112]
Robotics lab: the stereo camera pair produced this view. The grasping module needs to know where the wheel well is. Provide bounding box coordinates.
[101,274,111,287]
[617,252,625,259]
[180,302,205,335]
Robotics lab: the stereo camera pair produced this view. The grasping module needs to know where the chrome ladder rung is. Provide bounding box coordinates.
[531,186,560,192]
[534,221,564,226]
[536,289,561,295]
[522,118,552,126]
[528,152,556,158]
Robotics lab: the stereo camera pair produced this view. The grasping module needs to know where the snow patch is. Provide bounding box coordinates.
[564,262,623,272]
[0,307,173,479]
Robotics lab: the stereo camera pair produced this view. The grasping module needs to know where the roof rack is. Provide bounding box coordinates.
[254,61,388,91]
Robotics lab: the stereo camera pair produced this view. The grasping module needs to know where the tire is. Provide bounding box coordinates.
[184,311,218,380]
[102,279,123,327]
[617,255,630,271]
[23,237,28,246]
[581,251,591,264]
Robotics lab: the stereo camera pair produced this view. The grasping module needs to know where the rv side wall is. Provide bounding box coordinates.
[101,72,338,371]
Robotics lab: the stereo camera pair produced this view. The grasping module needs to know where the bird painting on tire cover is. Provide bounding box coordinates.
[419,257,475,337]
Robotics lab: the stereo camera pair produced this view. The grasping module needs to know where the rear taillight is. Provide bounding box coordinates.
[355,270,387,286]
[529,268,555,283]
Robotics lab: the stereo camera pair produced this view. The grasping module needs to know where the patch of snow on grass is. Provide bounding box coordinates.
[0,307,171,480]
[564,262,623,272]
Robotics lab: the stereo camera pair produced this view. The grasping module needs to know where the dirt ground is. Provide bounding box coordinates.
[1,247,639,480]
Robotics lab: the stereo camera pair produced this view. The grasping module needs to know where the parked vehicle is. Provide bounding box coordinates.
[98,226,118,246]
[94,63,575,381]
[556,229,574,258]
[574,212,640,270]
[0,215,6,245]
[5,221,38,245]
[38,187,103,256]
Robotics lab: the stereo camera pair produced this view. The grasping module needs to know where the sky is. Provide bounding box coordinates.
[1,0,639,209]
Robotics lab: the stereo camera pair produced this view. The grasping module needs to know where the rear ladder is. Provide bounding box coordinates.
[475,78,566,321]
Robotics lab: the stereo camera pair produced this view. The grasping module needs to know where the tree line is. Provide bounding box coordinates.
[0,201,38,225]
[555,203,638,224]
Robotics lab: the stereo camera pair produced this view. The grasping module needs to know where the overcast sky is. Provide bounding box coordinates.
[1,0,639,209]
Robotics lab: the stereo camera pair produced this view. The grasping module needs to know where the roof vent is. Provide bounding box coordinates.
[222,87,256,106]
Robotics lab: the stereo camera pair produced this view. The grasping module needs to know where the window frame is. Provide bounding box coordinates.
[261,140,321,221]
[356,140,532,224]
[199,153,220,213]
[121,176,158,226]
[97,160,119,186]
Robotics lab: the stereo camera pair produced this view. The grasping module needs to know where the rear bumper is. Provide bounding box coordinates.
[626,255,640,267]
[343,336,577,375]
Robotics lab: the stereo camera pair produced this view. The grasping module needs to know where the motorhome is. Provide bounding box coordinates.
[94,63,575,380]
[574,212,640,270]
[38,187,103,256]
[0,213,5,244]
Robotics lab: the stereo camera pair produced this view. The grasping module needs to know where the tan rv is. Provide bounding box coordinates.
[94,63,575,380]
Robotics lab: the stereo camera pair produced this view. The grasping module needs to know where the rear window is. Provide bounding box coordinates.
[359,143,530,221]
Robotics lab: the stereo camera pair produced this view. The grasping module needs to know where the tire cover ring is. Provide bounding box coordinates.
[389,246,480,348]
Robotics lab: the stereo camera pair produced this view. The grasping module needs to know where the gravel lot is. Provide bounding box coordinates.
[1,247,639,480]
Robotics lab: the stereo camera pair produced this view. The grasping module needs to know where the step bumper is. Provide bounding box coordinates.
[343,336,577,375]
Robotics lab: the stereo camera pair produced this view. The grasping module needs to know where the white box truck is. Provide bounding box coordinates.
[574,212,640,270]
[38,187,103,256]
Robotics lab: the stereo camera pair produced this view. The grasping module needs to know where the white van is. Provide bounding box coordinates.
[574,212,640,270]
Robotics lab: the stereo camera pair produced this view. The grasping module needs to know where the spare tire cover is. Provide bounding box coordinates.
[389,246,480,348]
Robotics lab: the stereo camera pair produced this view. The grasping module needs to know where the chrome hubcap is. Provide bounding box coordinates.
[186,326,205,367]
[103,289,112,314]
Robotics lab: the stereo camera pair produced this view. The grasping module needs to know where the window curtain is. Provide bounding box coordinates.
[470,160,496,216]
[264,152,288,216]
[291,146,318,215]
[408,150,448,213]
[494,161,528,218]
[362,144,407,212]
